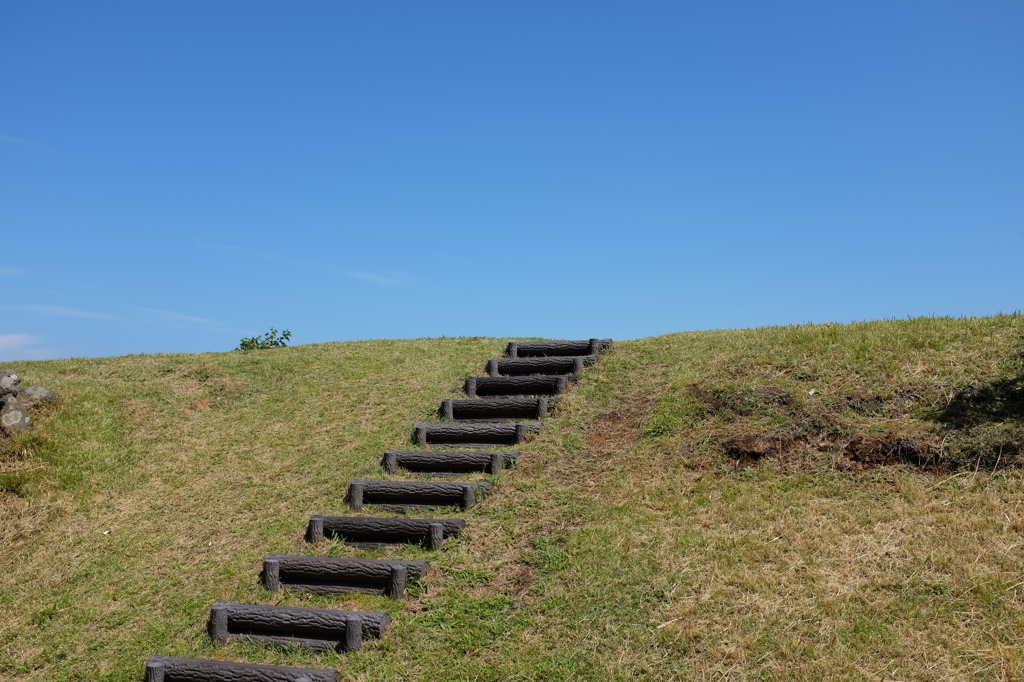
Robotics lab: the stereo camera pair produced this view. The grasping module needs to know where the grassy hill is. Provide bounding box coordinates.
[2,316,1023,681]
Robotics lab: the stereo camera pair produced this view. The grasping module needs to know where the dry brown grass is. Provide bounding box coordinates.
[2,318,1023,680]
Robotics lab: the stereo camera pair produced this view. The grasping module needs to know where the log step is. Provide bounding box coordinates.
[487,356,596,377]
[465,375,574,397]
[208,601,390,653]
[348,479,492,511]
[307,515,466,549]
[383,449,518,475]
[507,338,612,357]
[414,421,541,447]
[440,398,556,421]
[263,555,430,598]
[145,655,340,682]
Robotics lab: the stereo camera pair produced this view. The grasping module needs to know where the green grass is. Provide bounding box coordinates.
[1,317,1023,680]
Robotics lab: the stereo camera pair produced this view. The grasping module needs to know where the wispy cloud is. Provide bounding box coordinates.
[139,307,223,328]
[199,243,414,288]
[347,271,406,287]
[0,267,20,276]
[0,334,60,361]
[23,305,116,320]
[0,134,38,148]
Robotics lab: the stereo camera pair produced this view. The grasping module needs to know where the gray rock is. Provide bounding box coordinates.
[0,370,21,397]
[0,397,32,435]
[17,385,59,405]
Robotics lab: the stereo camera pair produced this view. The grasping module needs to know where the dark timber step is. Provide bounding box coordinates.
[440,397,556,421]
[414,421,541,447]
[348,479,492,511]
[307,515,466,549]
[465,375,574,397]
[384,449,518,475]
[208,601,390,653]
[507,338,612,357]
[487,355,596,377]
[263,555,430,598]
[145,655,339,682]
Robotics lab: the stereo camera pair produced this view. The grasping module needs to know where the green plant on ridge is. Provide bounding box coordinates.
[235,327,292,352]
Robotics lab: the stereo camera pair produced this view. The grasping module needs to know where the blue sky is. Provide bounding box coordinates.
[1,1,1022,360]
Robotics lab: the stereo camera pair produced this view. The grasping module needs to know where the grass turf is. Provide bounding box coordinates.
[1,316,1022,680]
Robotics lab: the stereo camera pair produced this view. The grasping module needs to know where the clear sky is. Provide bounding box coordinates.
[2,2,1021,360]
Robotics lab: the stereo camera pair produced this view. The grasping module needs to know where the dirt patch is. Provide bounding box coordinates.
[842,435,938,470]
[722,434,789,463]
[587,410,642,456]
[679,369,993,471]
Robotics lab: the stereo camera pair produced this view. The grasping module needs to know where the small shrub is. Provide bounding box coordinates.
[235,328,292,352]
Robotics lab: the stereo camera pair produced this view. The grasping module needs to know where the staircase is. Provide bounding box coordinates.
[143,338,611,681]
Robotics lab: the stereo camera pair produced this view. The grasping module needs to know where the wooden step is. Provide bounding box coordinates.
[464,375,573,397]
[208,601,389,653]
[440,398,555,421]
[145,655,339,682]
[383,449,518,475]
[506,338,612,357]
[263,555,430,598]
[306,515,465,549]
[348,479,492,511]
[487,355,596,376]
[414,421,540,447]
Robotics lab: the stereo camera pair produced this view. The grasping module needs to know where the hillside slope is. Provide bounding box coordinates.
[2,317,1022,681]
